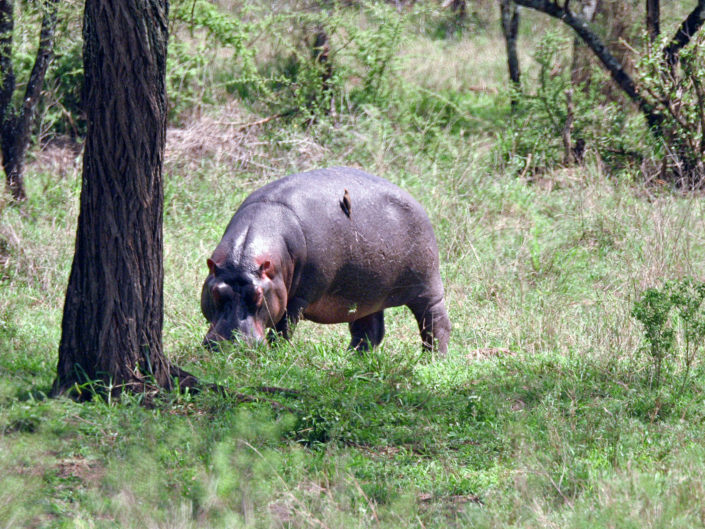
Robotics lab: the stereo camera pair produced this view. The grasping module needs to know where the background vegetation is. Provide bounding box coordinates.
[2,0,705,526]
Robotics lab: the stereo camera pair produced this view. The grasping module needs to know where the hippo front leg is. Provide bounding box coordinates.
[407,297,450,355]
[270,296,308,342]
[269,317,290,343]
[348,311,385,351]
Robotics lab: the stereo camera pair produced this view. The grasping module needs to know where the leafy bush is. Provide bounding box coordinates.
[42,38,84,139]
[632,278,705,389]
[636,32,705,186]
[495,29,648,177]
[168,0,265,120]
[165,1,407,124]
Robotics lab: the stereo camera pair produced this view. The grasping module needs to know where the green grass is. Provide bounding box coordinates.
[4,2,705,527]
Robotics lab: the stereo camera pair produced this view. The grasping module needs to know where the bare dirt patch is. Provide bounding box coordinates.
[55,456,105,484]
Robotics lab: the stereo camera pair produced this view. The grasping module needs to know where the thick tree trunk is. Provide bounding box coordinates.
[499,0,521,108]
[52,0,174,398]
[0,0,58,202]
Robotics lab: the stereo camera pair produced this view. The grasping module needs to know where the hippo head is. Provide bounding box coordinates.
[201,257,287,348]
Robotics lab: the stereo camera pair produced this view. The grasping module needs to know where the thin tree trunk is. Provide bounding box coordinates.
[450,0,466,22]
[0,1,14,126]
[450,0,468,23]
[441,0,467,30]
[0,0,20,201]
[500,0,521,108]
[646,0,660,43]
[562,88,574,164]
[312,25,334,114]
[52,0,175,398]
[570,0,597,86]
[0,0,58,202]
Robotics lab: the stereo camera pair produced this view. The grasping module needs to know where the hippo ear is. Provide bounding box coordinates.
[259,260,275,279]
[207,258,216,275]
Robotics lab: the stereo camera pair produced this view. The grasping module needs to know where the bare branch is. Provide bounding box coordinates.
[664,0,705,66]
[512,0,662,131]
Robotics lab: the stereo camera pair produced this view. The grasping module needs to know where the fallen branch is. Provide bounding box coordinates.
[254,385,302,398]
[216,108,298,132]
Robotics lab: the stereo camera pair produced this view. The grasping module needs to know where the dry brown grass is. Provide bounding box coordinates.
[31,140,83,181]
[165,101,330,181]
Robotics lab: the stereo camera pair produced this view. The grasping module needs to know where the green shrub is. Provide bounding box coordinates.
[632,278,705,389]
[42,37,84,138]
[168,0,265,120]
[495,29,648,177]
[636,32,705,185]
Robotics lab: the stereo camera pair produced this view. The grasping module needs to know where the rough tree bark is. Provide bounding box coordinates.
[499,0,521,109]
[0,0,58,202]
[52,0,192,398]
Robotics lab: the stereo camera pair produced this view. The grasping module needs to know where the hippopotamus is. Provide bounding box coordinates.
[201,167,450,354]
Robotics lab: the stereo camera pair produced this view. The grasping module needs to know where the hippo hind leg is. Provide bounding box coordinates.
[348,311,385,351]
[407,297,450,355]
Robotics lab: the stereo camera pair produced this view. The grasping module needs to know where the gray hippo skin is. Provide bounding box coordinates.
[201,166,451,354]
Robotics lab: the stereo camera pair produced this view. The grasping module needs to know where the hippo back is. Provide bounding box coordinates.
[236,167,441,318]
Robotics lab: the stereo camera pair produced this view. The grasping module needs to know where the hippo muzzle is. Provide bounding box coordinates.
[202,306,267,349]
